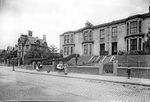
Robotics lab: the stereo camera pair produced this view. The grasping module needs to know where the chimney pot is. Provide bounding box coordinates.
[28,30,33,36]
[43,35,46,42]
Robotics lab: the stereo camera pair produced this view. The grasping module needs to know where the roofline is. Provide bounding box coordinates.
[61,12,150,35]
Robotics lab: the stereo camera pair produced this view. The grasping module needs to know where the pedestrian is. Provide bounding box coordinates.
[64,63,68,75]
[127,67,131,79]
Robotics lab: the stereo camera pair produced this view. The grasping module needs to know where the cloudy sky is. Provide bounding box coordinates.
[0,0,149,49]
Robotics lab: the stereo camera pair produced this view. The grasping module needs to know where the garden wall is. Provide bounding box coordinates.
[117,67,150,79]
[67,66,99,75]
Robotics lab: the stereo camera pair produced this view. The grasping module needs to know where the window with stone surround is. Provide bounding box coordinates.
[83,44,88,55]
[100,29,105,39]
[64,35,67,44]
[71,46,73,54]
[130,38,137,51]
[64,35,70,44]
[19,45,21,50]
[130,21,137,34]
[83,30,93,42]
[83,31,88,41]
[112,26,117,37]
[70,34,74,43]
[89,44,92,55]
[89,31,93,41]
[139,38,142,51]
[66,35,70,43]
[64,47,67,55]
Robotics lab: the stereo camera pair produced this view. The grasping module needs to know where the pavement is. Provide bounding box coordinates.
[7,66,149,87]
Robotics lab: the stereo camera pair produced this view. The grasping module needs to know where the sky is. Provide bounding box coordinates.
[0,0,150,50]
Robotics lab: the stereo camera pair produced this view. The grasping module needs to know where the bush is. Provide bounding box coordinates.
[118,50,125,55]
[128,50,146,55]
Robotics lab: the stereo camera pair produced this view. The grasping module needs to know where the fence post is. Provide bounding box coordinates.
[113,60,118,75]
[99,61,104,74]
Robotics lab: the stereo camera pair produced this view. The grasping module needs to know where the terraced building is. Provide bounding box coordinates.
[60,8,150,65]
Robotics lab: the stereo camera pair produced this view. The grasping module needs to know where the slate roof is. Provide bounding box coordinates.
[61,12,150,36]
[18,34,47,46]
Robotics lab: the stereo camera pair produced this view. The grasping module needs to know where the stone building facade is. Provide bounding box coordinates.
[60,9,150,57]
[17,30,48,64]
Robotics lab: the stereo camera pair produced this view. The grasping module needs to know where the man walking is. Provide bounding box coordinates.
[64,63,68,75]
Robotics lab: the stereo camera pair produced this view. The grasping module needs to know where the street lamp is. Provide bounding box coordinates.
[12,57,15,71]
[12,49,15,71]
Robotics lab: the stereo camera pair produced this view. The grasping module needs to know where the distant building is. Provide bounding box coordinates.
[17,30,48,64]
[60,7,150,57]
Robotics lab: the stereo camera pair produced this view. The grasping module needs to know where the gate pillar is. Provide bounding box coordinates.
[113,60,118,75]
[99,61,104,74]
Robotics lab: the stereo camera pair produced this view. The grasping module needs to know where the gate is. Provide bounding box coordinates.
[103,62,113,73]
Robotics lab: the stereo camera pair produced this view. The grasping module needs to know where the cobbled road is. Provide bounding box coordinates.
[0,66,150,102]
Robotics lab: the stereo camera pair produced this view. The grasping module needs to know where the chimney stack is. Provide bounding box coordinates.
[28,30,33,36]
[43,34,46,42]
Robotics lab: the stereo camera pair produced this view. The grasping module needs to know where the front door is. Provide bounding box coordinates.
[112,42,117,55]
[100,44,105,55]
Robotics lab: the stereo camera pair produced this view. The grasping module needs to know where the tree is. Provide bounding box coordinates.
[25,48,42,58]
[0,49,7,62]
[49,45,58,53]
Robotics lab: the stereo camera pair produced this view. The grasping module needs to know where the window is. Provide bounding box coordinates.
[67,47,69,55]
[83,31,88,41]
[26,45,29,49]
[100,29,105,39]
[139,38,142,51]
[19,52,21,56]
[112,27,117,37]
[64,47,70,55]
[130,39,137,51]
[127,40,129,51]
[89,44,92,55]
[130,21,137,34]
[19,45,21,50]
[64,47,67,55]
[71,46,73,54]
[64,35,67,44]
[66,35,70,43]
[70,34,74,43]
[83,44,88,55]
[127,23,129,35]
[139,21,142,33]
[89,31,93,41]
[64,35,70,44]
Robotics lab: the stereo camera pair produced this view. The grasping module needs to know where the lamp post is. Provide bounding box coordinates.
[12,57,15,71]
[12,49,15,71]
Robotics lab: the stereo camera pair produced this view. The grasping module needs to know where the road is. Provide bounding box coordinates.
[0,66,150,102]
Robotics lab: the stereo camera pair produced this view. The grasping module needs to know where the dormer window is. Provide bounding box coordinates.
[130,21,137,34]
